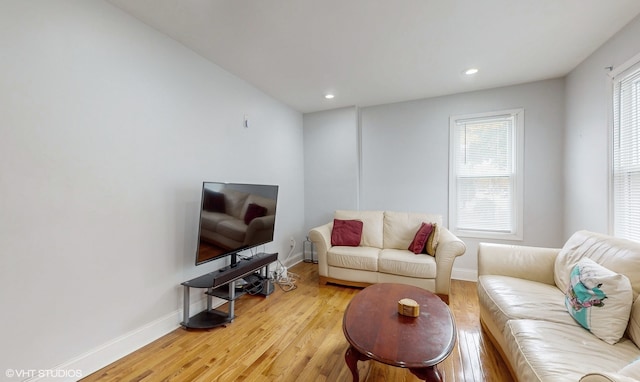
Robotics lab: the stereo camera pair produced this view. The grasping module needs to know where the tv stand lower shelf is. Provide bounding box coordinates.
[181,282,242,329]
[180,252,278,329]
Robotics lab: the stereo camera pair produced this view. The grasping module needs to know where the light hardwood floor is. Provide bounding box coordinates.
[82,262,513,381]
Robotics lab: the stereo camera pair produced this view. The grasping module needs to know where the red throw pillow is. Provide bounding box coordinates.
[408,222,434,254]
[244,203,267,224]
[331,219,363,246]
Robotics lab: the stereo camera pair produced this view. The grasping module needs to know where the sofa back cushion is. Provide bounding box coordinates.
[334,210,384,248]
[221,189,250,219]
[627,295,640,349]
[555,230,640,299]
[554,230,640,346]
[203,189,226,213]
[383,211,442,250]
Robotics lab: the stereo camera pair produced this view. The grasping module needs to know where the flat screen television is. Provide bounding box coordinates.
[195,182,279,267]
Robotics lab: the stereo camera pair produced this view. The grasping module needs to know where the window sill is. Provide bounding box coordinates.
[453,230,523,241]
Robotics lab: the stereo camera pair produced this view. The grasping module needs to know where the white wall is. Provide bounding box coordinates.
[0,0,304,378]
[304,79,566,279]
[564,15,640,237]
[301,14,640,279]
[303,107,359,232]
[361,80,566,276]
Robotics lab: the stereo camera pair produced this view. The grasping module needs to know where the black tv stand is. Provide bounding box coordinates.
[229,251,238,268]
[180,252,278,329]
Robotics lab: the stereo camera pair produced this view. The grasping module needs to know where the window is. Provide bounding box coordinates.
[611,60,640,242]
[449,109,524,239]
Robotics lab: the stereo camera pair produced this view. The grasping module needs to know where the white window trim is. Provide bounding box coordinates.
[448,108,525,240]
[608,51,640,238]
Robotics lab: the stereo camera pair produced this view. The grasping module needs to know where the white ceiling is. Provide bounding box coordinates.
[107,0,640,113]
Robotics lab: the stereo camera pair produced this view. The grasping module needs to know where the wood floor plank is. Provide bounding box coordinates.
[82,262,513,381]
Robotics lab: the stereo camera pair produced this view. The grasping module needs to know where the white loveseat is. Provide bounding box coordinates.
[308,210,466,303]
[478,230,640,382]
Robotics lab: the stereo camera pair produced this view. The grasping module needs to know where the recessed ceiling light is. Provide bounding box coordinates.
[324,94,335,99]
[465,68,479,75]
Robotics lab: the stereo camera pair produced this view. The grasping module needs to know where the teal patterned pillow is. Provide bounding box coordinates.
[565,258,633,344]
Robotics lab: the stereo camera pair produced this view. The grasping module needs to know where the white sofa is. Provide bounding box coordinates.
[478,230,640,382]
[308,210,466,303]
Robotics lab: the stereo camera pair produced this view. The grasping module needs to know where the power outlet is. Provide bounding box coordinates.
[289,237,295,248]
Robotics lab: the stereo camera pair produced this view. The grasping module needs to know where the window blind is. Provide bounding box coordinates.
[612,64,640,242]
[449,109,523,239]
[455,115,514,232]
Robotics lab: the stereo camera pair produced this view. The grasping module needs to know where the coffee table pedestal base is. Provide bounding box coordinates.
[345,345,442,382]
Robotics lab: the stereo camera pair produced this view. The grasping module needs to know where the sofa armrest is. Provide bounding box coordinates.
[308,222,333,277]
[244,215,276,245]
[478,242,560,286]
[434,227,466,298]
[580,372,640,382]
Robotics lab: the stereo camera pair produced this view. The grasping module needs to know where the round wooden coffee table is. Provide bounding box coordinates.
[342,283,456,382]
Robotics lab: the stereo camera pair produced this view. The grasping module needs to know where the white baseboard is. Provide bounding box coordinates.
[452,267,478,282]
[30,260,474,382]
[283,251,303,268]
[28,256,294,381]
[26,296,225,382]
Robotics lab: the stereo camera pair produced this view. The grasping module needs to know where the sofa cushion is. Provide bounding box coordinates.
[383,211,441,250]
[199,211,234,231]
[555,230,640,301]
[554,230,640,347]
[378,249,437,278]
[335,210,384,248]
[331,219,363,246]
[565,258,632,345]
[408,222,433,254]
[580,373,640,382]
[619,358,640,378]
[478,275,576,335]
[216,218,247,242]
[628,296,640,350]
[221,188,250,219]
[504,319,640,382]
[327,246,379,272]
[203,189,225,213]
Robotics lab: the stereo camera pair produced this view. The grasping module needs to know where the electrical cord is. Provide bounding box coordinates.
[275,268,298,291]
[272,238,299,292]
[240,242,300,292]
